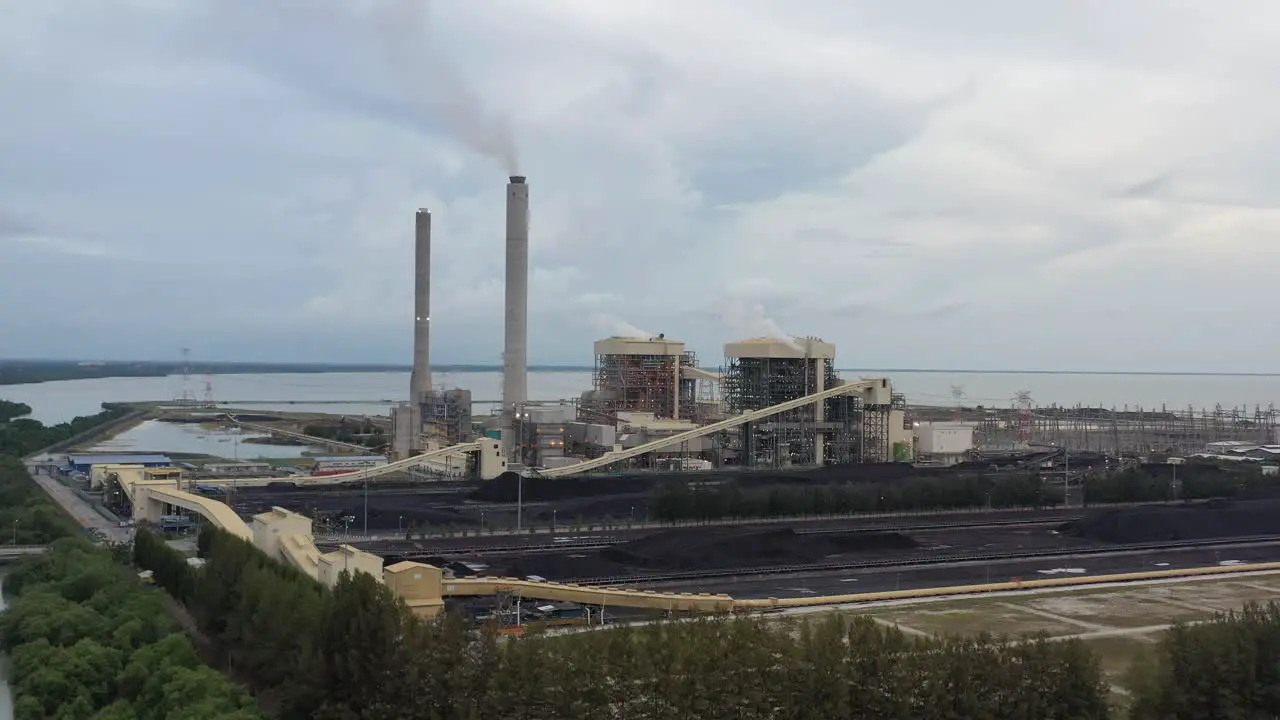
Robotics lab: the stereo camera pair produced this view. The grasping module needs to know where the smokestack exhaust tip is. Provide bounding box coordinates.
[416,208,431,214]
[509,175,526,184]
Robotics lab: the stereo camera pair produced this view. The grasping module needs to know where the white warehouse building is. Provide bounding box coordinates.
[915,422,974,465]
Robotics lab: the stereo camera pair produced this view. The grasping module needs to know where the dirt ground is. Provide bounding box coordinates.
[850,572,1280,714]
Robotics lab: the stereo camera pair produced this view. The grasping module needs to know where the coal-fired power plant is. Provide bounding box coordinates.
[502,176,530,456]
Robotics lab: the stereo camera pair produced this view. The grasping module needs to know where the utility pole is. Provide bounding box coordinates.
[363,480,369,535]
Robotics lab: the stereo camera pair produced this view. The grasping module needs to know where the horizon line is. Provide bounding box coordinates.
[2,358,1278,377]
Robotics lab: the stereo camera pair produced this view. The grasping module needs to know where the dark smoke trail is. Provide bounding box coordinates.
[373,0,520,174]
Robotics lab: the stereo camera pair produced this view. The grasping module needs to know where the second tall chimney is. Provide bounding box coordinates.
[411,209,432,406]
[502,176,529,456]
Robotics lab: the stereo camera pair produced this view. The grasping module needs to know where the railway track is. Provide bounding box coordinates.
[573,535,1280,587]
[327,516,1083,557]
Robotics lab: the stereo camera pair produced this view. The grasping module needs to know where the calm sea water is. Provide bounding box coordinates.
[86,420,324,459]
[4,370,1280,426]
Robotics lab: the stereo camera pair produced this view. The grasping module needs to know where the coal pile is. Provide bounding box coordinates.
[1060,499,1280,543]
[495,527,918,580]
[474,462,1011,504]
[607,527,918,571]
[472,472,656,503]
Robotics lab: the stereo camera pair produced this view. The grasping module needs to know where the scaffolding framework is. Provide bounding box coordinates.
[589,349,698,421]
[422,388,473,445]
[721,354,881,467]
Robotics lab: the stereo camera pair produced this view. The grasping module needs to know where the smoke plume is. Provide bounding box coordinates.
[722,301,802,350]
[372,0,520,174]
[591,312,653,339]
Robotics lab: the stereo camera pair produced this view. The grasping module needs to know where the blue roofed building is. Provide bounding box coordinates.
[65,453,173,474]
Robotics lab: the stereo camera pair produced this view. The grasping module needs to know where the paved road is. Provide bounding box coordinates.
[25,464,131,544]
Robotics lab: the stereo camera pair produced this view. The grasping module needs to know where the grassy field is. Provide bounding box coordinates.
[852,572,1280,713]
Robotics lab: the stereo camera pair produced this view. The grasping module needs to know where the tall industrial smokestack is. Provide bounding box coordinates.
[503,176,529,456]
[411,209,432,407]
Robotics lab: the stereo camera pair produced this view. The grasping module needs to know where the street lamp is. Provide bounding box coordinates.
[11,520,17,545]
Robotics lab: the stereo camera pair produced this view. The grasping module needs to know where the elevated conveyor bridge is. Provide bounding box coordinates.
[541,378,891,477]
[197,439,499,487]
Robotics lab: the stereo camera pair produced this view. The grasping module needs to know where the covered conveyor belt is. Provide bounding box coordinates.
[432,560,1280,614]
[541,378,891,477]
[199,440,491,487]
[443,577,734,612]
[680,366,722,382]
[133,484,252,541]
[278,533,323,576]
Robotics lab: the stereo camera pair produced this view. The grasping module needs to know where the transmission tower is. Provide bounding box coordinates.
[1014,390,1034,445]
[950,384,966,419]
[202,374,215,408]
[175,348,197,406]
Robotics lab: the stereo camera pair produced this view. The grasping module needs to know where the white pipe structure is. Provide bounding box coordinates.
[502,176,530,458]
[407,209,432,452]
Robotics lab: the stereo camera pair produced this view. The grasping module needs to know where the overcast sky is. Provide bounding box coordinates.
[3,1,1279,371]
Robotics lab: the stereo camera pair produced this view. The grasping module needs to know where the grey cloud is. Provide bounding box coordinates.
[2,2,1280,371]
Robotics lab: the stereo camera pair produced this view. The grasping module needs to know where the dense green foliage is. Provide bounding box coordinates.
[650,461,1270,521]
[0,456,80,545]
[0,539,261,719]
[0,401,132,457]
[135,526,1114,719]
[302,418,386,449]
[1127,601,1280,718]
[0,401,31,424]
[0,400,134,545]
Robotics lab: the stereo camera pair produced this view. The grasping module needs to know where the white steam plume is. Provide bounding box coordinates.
[591,312,653,339]
[372,0,520,174]
[722,301,802,350]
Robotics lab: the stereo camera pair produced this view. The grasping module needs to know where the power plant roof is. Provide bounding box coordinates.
[724,337,836,360]
[594,336,687,357]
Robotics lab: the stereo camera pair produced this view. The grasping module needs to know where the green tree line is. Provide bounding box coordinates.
[0,456,80,545]
[649,461,1270,522]
[0,400,136,545]
[302,418,386,449]
[135,525,1117,719]
[0,401,132,457]
[1,539,261,719]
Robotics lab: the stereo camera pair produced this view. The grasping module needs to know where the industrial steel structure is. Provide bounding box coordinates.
[975,403,1280,455]
[585,336,699,422]
[720,337,902,467]
[541,377,898,477]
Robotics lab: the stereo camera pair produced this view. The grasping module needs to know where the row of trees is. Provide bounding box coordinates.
[1,539,261,719]
[0,401,136,545]
[0,400,132,457]
[134,526,1115,719]
[649,461,1272,521]
[0,456,81,544]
